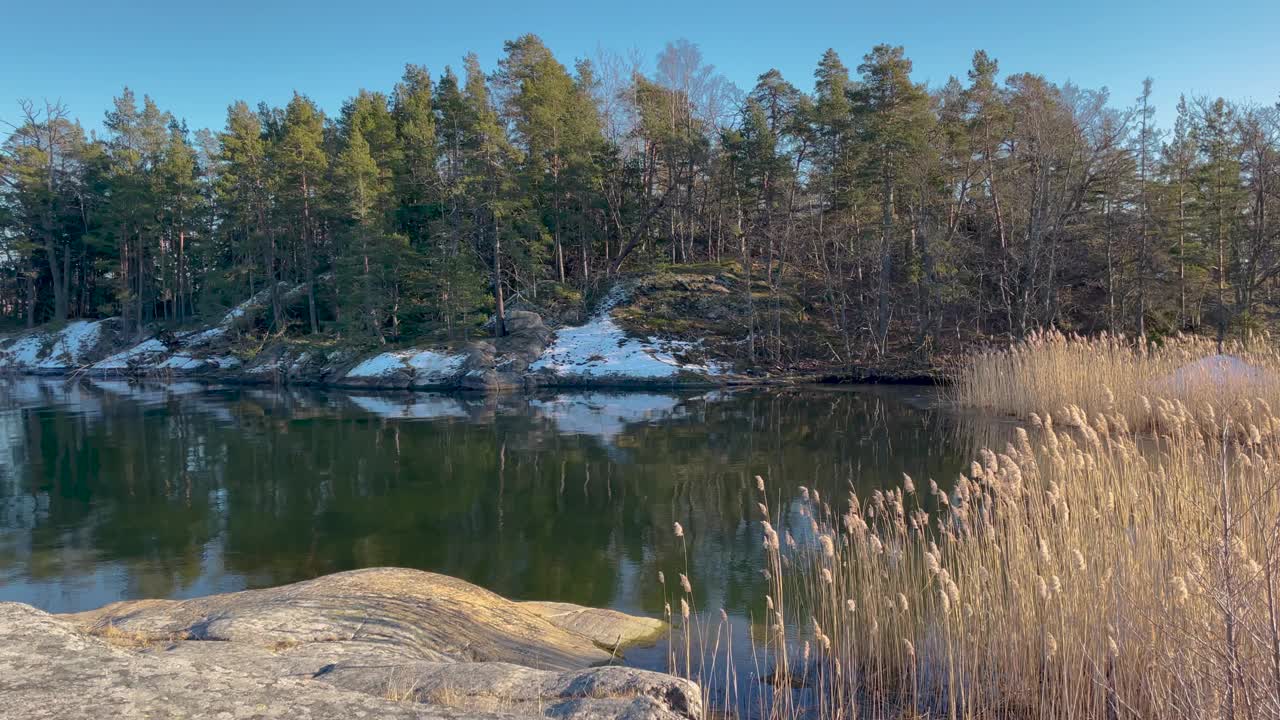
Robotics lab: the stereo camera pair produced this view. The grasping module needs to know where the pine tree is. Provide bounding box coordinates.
[1131,77,1160,337]
[334,126,401,341]
[158,120,201,322]
[275,93,327,333]
[463,53,518,337]
[104,89,173,335]
[392,64,439,247]
[214,101,270,313]
[496,35,605,286]
[1161,96,1202,329]
[854,45,933,354]
[1195,98,1245,341]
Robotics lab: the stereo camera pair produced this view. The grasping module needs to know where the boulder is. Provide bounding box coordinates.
[503,310,547,335]
[0,602,510,720]
[1153,354,1274,399]
[462,312,554,391]
[5,568,699,720]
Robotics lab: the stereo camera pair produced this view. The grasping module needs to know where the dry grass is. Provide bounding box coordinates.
[951,331,1280,430]
[409,678,546,715]
[88,623,187,649]
[384,668,423,704]
[669,397,1280,719]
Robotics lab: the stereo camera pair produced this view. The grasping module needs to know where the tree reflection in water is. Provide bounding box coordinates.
[0,378,993,679]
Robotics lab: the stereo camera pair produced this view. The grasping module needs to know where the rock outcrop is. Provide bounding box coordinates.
[0,318,119,371]
[1,568,695,720]
[458,310,556,390]
[0,282,741,390]
[527,286,728,386]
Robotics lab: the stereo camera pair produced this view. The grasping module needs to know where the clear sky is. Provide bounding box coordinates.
[3,0,1277,134]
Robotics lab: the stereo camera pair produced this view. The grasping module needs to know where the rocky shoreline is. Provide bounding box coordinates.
[0,568,698,720]
[0,284,767,393]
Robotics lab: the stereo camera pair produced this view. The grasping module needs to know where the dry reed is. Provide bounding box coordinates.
[669,397,1280,719]
[951,331,1280,430]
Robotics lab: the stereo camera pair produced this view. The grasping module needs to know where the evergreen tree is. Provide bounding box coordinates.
[1194,98,1246,341]
[158,120,201,322]
[214,101,270,314]
[6,37,1280,368]
[334,126,402,341]
[275,93,327,333]
[496,35,605,285]
[462,52,518,337]
[854,45,933,353]
[1160,96,1203,328]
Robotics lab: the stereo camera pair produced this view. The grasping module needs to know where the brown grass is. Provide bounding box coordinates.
[88,623,187,649]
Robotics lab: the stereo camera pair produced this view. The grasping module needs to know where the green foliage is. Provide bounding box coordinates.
[4,38,1280,371]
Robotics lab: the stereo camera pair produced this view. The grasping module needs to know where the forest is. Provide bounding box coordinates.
[2,36,1278,369]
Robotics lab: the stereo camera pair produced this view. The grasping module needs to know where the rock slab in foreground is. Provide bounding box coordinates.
[1,568,696,720]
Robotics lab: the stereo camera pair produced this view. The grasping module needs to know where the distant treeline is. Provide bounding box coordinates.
[2,36,1277,364]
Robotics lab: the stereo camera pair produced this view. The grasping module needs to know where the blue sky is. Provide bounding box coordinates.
[3,0,1277,134]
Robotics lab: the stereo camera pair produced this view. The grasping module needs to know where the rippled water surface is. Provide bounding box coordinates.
[0,378,992,680]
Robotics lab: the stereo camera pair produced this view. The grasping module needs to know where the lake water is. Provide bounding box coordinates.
[0,377,991,685]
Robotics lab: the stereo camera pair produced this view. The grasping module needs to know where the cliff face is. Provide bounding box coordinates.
[0,279,748,390]
[0,568,698,720]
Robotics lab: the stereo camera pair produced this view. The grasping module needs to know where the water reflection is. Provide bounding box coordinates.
[0,379,995,633]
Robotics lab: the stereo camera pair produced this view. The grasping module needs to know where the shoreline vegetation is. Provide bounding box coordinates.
[5,37,1280,386]
[953,331,1280,427]
[655,335,1280,719]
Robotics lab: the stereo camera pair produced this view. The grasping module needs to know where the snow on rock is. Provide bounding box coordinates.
[37,321,108,369]
[246,358,282,375]
[0,336,44,368]
[0,320,112,370]
[220,287,271,324]
[530,287,726,381]
[531,392,684,441]
[344,348,466,384]
[158,354,209,371]
[181,325,227,349]
[91,339,169,371]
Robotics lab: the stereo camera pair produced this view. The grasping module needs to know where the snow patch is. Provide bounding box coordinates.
[345,348,465,382]
[158,355,207,371]
[246,359,281,375]
[0,320,110,370]
[181,325,227,348]
[36,321,107,369]
[1,336,44,368]
[530,311,726,380]
[92,339,168,371]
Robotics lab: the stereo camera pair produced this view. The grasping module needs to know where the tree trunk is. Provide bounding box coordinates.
[1178,183,1187,328]
[42,234,68,322]
[303,173,320,334]
[493,219,506,338]
[25,276,36,328]
[876,168,894,356]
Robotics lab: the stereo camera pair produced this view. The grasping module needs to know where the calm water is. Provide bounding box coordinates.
[0,378,990,681]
